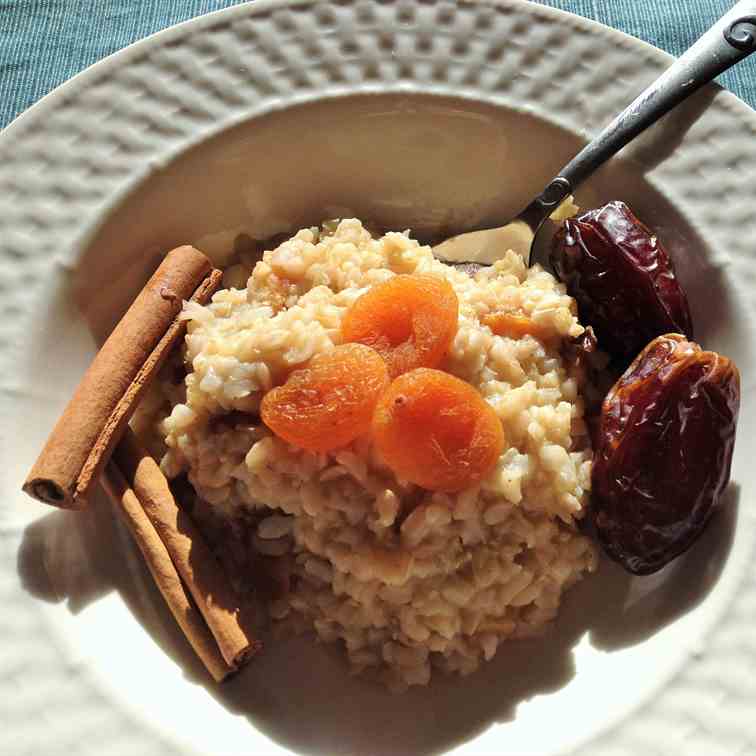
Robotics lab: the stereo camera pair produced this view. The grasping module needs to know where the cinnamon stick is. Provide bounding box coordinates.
[102,464,232,683]
[113,429,261,668]
[24,246,222,509]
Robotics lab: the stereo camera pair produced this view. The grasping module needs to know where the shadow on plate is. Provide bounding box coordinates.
[16,483,739,756]
[15,491,216,684]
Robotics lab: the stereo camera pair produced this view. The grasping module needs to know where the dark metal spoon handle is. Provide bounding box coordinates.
[520,0,756,232]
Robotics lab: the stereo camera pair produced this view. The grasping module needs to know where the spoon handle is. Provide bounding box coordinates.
[522,0,756,226]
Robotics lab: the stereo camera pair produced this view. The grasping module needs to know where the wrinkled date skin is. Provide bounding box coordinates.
[551,201,694,360]
[591,334,740,575]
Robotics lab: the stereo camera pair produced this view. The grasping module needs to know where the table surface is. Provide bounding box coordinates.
[0,0,754,130]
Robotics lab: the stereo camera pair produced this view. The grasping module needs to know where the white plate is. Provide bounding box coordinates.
[1,1,755,754]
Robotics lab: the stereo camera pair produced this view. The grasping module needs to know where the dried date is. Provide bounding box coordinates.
[562,325,598,373]
[591,333,740,575]
[551,201,693,361]
[562,326,603,447]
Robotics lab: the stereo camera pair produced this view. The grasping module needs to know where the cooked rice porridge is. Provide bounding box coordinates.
[152,218,597,691]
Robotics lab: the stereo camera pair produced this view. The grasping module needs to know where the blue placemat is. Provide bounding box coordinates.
[0,0,753,130]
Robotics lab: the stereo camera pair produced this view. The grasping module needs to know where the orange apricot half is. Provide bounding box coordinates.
[341,274,459,378]
[261,343,389,452]
[372,368,504,492]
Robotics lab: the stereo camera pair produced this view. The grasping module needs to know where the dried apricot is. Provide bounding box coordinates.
[372,368,505,492]
[341,274,459,377]
[482,312,555,343]
[261,344,390,452]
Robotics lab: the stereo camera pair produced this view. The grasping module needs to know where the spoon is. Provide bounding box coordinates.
[433,0,756,271]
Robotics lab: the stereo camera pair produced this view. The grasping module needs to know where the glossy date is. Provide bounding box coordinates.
[551,201,694,360]
[591,333,740,575]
